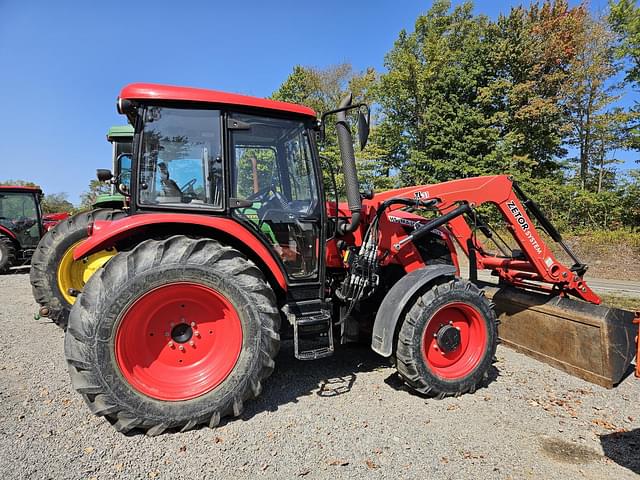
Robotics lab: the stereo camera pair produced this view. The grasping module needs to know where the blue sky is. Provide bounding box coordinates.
[0,0,636,204]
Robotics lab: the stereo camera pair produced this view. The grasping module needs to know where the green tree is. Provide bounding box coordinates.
[487,1,587,179]
[610,0,640,83]
[609,0,640,151]
[79,179,111,210]
[272,63,382,193]
[41,193,74,214]
[0,179,38,187]
[377,0,498,185]
[562,14,632,190]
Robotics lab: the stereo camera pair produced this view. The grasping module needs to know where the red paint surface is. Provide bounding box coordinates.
[115,282,243,401]
[73,213,287,291]
[120,83,317,118]
[421,302,487,379]
[0,225,17,240]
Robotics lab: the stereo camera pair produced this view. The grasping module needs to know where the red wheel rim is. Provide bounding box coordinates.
[421,302,487,380]
[115,282,243,401]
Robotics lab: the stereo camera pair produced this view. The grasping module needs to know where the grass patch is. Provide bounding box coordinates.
[599,293,640,311]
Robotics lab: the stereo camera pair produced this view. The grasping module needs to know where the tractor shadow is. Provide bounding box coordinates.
[599,428,640,475]
[381,363,500,397]
[240,340,500,422]
[239,340,387,422]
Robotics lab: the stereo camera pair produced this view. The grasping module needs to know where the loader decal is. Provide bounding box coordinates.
[506,200,543,255]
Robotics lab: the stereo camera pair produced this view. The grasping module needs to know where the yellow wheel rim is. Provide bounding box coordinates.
[57,241,117,305]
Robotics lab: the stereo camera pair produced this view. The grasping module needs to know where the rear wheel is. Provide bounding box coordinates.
[395,278,497,397]
[64,236,280,435]
[0,235,17,274]
[30,209,125,328]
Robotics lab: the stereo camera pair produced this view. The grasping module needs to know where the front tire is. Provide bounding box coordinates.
[395,278,497,398]
[0,235,17,274]
[30,208,126,328]
[64,236,280,435]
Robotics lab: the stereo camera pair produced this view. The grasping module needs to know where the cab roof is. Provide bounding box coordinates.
[119,83,317,119]
[0,185,42,193]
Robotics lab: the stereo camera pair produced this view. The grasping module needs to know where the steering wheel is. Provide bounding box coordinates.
[180,178,197,192]
[246,183,278,204]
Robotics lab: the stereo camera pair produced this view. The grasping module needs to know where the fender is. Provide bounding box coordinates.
[0,225,17,241]
[73,213,288,291]
[371,264,457,357]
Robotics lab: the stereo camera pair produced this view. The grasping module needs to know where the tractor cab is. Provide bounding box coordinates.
[119,84,325,283]
[0,186,44,272]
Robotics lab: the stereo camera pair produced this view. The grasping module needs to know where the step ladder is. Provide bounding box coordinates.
[283,301,334,360]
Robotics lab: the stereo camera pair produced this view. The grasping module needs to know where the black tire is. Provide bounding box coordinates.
[30,208,127,328]
[0,235,17,274]
[64,235,280,435]
[395,278,497,398]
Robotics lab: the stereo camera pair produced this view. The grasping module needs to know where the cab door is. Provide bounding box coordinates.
[228,112,324,286]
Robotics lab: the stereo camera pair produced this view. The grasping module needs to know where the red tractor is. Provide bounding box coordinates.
[64,83,638,435]
[0,186,46,273]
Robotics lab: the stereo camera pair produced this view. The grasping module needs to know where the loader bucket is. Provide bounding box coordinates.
[482,284,638,388]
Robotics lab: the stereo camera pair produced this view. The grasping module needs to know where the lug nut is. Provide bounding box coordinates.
[168,341,174,348]
[170,322,175,328]
[449,320,454,325]
[179,345,185,351]
[189,341,195,347]
[191,322,196,327]
[194,331,200,337]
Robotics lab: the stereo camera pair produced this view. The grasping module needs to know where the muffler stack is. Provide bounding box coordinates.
[483,284,638,388]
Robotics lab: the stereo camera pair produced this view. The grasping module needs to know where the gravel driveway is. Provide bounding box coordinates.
[1,273,638,479]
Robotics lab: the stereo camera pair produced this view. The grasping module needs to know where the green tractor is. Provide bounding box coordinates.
[92,125,133,209]
[30,126,133,327]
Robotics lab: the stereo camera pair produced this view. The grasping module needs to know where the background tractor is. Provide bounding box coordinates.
[0,185,45,273]
[92,125,134,209]
[62,83,637,435]
[30,125,133,327]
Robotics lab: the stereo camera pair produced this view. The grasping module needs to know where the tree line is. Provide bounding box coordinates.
[272,0,640,232]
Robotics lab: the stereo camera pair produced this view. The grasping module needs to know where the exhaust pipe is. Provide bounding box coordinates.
[335,93,362,235]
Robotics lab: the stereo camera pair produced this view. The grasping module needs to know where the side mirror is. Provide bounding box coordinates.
[358,110,370,150]
[319,100,371,147]
[96,169,113,182]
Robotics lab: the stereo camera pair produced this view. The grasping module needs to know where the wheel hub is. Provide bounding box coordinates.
[171,323,193,344]
[436,324,461,353]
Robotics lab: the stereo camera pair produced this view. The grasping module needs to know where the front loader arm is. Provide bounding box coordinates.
[388,175,600,304]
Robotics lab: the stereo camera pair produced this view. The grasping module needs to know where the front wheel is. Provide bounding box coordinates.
[0,235,17,274]
[395,278,497,398]
[64,236,280,435]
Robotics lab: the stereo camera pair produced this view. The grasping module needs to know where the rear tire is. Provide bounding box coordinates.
[0,235,17,274]
[30,208,126,328]
[395,278,497,398]
[64,235,280,435]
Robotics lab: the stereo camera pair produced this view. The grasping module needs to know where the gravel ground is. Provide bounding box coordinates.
[1,273,638,480]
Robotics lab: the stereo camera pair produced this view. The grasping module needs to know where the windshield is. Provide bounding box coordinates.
[0,192,40,247]
[139,107,223,208]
